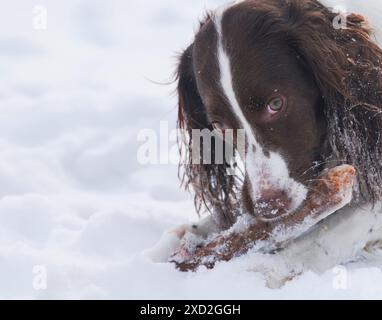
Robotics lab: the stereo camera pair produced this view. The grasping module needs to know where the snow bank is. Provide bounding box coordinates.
[0,0,381,299]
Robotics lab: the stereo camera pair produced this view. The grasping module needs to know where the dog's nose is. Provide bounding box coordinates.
[254,189,291,221]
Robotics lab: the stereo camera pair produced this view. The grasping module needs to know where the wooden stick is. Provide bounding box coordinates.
[171,165,356,272]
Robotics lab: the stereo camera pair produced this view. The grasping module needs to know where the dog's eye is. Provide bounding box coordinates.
[267,97,285,113]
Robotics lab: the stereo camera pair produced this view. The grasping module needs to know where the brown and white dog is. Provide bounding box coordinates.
[147,0,382,283]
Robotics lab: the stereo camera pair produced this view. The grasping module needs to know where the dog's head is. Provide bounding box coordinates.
[176,0,382,228]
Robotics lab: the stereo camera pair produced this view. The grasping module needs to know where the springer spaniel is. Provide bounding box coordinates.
[147,0,382,284]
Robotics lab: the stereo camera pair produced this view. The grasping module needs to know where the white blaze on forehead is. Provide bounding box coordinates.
[213,9,307,212]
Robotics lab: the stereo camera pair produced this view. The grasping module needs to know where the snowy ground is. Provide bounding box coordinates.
[0,0,382,299]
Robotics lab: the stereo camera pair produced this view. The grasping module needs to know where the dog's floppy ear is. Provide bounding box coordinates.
[177,45,209,134]
[176,45,239,229]
[284,0,382,204]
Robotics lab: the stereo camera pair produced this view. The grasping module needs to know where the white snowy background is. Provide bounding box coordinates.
[0,0,382,299]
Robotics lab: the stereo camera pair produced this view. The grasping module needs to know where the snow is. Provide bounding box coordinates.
[0,0,382,299]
